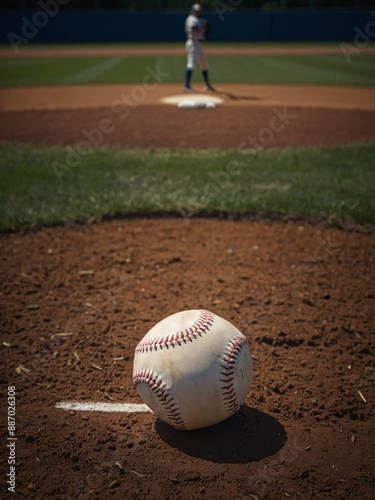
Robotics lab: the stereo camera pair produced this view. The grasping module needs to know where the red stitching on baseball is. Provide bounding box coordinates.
[220,334,248,416]
[133,369,187,430]
[135,310,214,354]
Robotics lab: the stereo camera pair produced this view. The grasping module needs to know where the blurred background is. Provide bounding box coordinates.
[1,1,374,43]
[0,1,373,12]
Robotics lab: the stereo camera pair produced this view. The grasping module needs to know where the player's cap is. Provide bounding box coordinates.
[191,3,202,12]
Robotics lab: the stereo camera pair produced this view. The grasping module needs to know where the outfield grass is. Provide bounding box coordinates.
[1,142,374,230]
[0,53,374,87]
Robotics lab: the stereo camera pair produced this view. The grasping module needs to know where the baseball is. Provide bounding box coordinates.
[133,309,253,431]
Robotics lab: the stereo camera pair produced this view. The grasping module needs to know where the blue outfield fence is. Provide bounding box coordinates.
[1,11,374,45]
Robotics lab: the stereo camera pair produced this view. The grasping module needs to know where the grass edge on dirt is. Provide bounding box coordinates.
[0,141,374,231]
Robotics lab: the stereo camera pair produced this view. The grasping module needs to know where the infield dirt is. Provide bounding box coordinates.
[1,45,374,499]
[1,218,374,499]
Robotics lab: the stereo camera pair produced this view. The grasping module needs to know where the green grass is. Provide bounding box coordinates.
[1,142,374,230]
[0,53,374,87]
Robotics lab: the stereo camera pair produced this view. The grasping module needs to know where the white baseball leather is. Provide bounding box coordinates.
[133,309,253,430]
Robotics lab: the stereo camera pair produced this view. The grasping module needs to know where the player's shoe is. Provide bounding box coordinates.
[204,84,216,92]
[183,86,195,93]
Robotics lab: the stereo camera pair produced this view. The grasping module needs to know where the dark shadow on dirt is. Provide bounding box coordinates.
[155,405,286,464]
[217,90,259,101]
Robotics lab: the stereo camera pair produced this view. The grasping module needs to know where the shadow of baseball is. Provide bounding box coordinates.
[154,405,286,464]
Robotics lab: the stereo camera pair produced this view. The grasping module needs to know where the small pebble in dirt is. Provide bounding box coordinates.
[27,304,39,310]
[114,461,124,471]
[109,480,120,489]
[199,486,206,494]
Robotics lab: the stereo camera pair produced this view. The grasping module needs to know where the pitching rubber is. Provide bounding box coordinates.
[161,93,223,108]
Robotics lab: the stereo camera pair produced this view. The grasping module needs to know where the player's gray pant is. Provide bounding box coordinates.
[185,39,209,71]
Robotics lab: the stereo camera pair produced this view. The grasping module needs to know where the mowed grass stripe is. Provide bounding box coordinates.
[62,56,124,84]
[210,55,375,86]
[239,56,341,85]
[0,56,157,87]
[0,142,374,230]
[0,54,374,87]
[0,57,58,68]
[0,57,111,87]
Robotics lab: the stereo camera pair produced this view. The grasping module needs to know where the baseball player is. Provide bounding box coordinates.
[184,4,215,92]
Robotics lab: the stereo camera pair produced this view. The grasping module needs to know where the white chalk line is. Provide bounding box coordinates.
[56,401,152,413]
